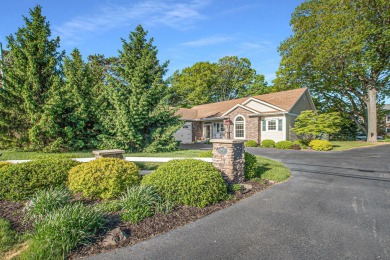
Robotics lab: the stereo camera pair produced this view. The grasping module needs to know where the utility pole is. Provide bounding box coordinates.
[0,42,4,89]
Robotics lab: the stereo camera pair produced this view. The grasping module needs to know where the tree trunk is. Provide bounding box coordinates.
[366,87,377,142]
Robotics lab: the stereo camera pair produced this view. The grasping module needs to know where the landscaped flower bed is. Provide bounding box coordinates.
[0,155,289,259]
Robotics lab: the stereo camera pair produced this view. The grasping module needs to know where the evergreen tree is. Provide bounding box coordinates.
[100,25,181,151]
[1,5,64,149]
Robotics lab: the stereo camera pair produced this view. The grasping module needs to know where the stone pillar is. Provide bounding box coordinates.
[210,139,245,184]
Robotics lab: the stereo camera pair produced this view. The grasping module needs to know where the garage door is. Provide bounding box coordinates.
[174,122,193,144]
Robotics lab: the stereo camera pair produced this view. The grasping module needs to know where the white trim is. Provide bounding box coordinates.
[234,114,246,139]
[222,104,259,116]
[242,97,286,112]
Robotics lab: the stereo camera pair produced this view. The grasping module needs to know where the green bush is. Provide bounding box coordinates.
[309,140,333,151]
[244,140,258,147]
[293,139,308,148]
[291,144,301,150]
[24,188,71,222]
[121,185,172,223]
[0,218,18,256]
[68,158,140,199]
[198,150,212,158]
[245,152,258,180]
[0,162,12,170]
[0,159,80,201]
[21,203,106,259]
[141,159,227,208]
[261,139,275,148]
[275,140,293,150]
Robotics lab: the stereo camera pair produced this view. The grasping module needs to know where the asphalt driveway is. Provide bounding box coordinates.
[90,145,390,260]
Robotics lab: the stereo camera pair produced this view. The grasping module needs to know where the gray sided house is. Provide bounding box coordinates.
[173,88,316,144]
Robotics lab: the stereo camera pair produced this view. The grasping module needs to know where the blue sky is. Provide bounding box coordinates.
[0,0,389,103]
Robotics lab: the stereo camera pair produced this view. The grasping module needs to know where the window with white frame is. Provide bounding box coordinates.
[262,118,283,132]
[267,120,276,131]
[387,128,390,133]
[235,116,245,138]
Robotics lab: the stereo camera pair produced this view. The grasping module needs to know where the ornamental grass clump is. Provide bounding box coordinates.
[141,159,227,208]
[21,203,106,259]
[68,158,140,199]
[0,158,80,201]
[24,187,71,222]
[120,185,173,224]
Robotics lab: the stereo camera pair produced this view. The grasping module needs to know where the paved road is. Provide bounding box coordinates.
[90,145,390,260]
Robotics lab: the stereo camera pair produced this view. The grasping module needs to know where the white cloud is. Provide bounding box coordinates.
[54,0,211,45]
[181,36,234,47]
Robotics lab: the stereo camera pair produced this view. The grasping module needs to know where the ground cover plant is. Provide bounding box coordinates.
[21,203,107,259]
[68,158,140,199]
[0,158,80,201]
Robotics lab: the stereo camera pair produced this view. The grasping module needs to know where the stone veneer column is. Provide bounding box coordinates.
[210,139,246,184]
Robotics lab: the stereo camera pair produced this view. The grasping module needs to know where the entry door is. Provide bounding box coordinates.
[204,125,211,138]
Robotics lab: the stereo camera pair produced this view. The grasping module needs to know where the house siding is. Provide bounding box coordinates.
[290,91,313,115]
[261,115,286,142]
[225,107,260,143]
[286,114,298,141]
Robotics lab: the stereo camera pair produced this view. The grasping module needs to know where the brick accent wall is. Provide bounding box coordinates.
[224,107,260,144]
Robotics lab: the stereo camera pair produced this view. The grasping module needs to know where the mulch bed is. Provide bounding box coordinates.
[0,180,272,259]
[69,180,272,259]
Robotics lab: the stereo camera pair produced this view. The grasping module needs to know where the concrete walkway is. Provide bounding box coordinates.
[89,144,390,260]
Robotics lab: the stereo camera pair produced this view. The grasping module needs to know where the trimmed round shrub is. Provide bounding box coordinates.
[261,139,275,148]
[275,141,293,150]
[245,152,258,179]
[309,140,333,151]
[0,162,12,170]
[141,159,227,207]
[244,140,258,147]
[198,150,212,158]
[0,159,80,201]
[68,158,140,199]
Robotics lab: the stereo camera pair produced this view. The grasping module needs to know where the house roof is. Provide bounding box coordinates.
[176,88,308,120]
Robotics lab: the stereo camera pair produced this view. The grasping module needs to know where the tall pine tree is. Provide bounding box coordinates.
[1,5,64,149]
[100,25,182,151]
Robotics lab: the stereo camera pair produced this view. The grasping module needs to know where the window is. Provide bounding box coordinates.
[234,116,245,138]
[263,118,283,132]
[267,120,276,131]
[387,128,390,133]
[387,116,390,122]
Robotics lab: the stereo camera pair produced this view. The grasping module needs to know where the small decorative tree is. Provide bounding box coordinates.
[293,111,342,142]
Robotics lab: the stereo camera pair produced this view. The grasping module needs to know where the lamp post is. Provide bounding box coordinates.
[223,119,233,139]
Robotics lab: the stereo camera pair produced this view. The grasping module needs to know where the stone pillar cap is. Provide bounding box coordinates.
[210,139,247,144]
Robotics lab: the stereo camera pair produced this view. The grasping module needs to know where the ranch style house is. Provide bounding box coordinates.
[173,88,316,144]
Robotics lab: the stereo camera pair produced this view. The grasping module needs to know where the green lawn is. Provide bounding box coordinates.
[330,141,384,151]
[0,149,203,161]
[256,156,290,182]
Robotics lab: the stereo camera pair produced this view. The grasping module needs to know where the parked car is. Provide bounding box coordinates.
[356,133,383,140]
